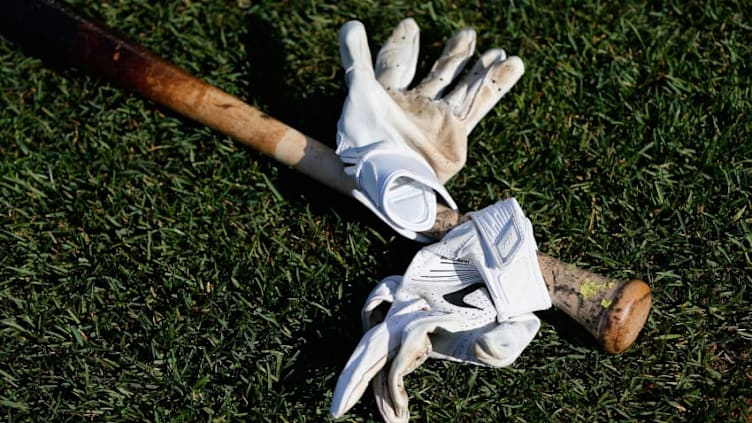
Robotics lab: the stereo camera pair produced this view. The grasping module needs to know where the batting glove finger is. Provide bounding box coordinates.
[375,18,420,91]
[453,55,525,134]
[412,28,476,99]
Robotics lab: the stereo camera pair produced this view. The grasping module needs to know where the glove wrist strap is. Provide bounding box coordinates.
[469,199,551,320]
[348,147,458,241]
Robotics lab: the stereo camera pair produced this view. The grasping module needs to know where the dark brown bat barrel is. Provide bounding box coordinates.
[0,0,354,195]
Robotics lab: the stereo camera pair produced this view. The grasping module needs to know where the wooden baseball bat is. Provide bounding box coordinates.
[1,0,651,353]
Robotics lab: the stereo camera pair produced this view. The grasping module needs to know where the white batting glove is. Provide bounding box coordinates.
[330,198,551,423]
[336,19,525,241]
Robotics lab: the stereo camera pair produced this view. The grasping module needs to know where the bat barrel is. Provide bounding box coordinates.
[1,0,355,196]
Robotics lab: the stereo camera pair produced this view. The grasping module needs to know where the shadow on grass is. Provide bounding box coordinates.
[537,309,601,351]
[242,15,342,145]
[240,14,407,248]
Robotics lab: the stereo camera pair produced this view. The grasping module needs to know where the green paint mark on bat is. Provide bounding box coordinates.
[580,279,616,300]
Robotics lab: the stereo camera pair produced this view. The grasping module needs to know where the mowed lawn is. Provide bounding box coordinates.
[1,0,750,421]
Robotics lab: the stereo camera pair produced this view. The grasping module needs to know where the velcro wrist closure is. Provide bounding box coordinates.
[350,148,457,237]
[470,198,551,320]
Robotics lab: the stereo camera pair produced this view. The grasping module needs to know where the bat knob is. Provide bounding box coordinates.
[597,279,652,353]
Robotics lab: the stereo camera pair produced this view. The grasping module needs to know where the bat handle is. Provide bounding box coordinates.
[537,253,652,353]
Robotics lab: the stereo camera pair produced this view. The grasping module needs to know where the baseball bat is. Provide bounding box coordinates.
[1,0,651,353]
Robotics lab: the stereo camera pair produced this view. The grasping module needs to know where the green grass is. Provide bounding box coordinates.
[1,0,750,421]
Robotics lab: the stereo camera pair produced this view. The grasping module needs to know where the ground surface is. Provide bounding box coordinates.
[0,0,750,421]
